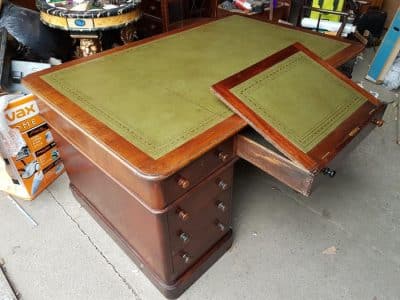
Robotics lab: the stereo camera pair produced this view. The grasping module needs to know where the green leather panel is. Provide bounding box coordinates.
[41,15,349,159]
[230,52,366,153]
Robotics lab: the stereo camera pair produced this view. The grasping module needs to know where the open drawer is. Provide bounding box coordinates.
[212,43,387,196]
[235,113,384,196]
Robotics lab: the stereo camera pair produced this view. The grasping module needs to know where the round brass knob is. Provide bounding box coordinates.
[216,201,226,212]
[177,208,189,221]
[177,177,190,189]
[217,151,229,162]
[179,232,190,243]
[181,253,191,264]
[216,221,226,232]
[371,119,384,127]
[217,180,229,191]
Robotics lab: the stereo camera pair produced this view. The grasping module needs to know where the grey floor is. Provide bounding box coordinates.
[0,48,399,300]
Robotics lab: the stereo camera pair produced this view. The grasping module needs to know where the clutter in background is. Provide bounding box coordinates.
[367,7,400,86]
[0,0,72,61]
[0,28,10,94]
[0,94,64,200]
[291,0,354,38]
[45,0,137,11]
[355,8,387,46]
[296,1,389,41]
[0,28,55,95]
[36,0,142,57]
[301,18,356,36]
[0,0,141,201]
[0,2,67,201]
[0,7,65,94]
[219,0,274,14]
[310,0,345,22]
[384,54,400,90]
[0,95,25,157]
[8,61,52,95]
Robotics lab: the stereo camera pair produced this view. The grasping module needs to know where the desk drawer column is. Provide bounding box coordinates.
[167,162,234,277]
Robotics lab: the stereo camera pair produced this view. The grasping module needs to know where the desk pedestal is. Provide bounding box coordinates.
[54,131,235,298]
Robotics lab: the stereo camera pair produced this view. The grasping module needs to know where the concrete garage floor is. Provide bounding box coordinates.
[1,48,400,300]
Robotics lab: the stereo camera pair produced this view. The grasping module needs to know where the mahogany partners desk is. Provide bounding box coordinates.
[23,16,384,298]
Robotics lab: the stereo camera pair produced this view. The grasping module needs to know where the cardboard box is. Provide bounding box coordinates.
[0,94,64,200]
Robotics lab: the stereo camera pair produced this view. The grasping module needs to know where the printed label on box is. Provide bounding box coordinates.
[0,94,64,200]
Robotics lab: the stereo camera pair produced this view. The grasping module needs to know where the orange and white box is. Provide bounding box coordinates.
[0,94,64,200]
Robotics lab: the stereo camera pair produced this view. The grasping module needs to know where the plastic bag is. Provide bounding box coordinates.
[383,55,400,91]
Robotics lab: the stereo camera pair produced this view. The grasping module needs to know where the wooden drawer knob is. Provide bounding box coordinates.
[371,119,384,127]
[177,208,189,221]
[181,253,191,264]
[217,151,229,162]
[177,177,190,189]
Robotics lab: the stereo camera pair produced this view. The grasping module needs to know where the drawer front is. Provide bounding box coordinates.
[141,0,162,18]
[236,132,314,196]
[167,165,233,275]
[162,138,234,204]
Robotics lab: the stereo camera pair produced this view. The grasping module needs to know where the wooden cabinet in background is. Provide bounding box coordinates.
[370,0,384,8]
[137,0,165,37]
[11,0,37,10]
[138,0,217,38]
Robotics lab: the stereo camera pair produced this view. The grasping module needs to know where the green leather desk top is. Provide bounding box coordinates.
[41,15,349,159]
[230,51,366,153]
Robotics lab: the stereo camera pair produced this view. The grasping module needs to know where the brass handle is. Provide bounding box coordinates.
[177,208,189,221]
[181,253,191,264]
[177,177,190,189]
[217,180,229,191]
[348,127,361,137]
[371,119,384,127]
[217,151,229,162]
[216,201,226,212]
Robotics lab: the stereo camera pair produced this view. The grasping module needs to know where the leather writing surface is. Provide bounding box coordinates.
[230,52,366,152]
[41,16,349,159]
